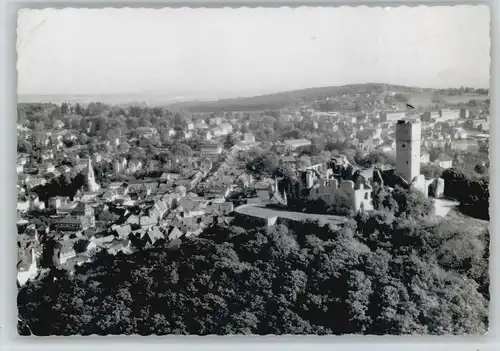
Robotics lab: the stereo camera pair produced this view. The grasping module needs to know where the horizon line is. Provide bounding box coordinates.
[17,82,491,104]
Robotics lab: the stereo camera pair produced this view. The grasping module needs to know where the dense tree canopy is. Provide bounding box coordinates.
[441,168,489,220]
[356,151,396,168]
[18,211,489,336]
[245,150,280,176]
[32,173,86,203]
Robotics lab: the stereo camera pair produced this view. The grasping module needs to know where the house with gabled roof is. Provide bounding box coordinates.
[220,201,234,214]
[164,211,176,222]
[108,182,124,190]
[171,213,184,228]
[204,204,220,217]
[177,198,199,212]
[147,226,165,244]
[140,213,158,227]
[54,217,84,232]
[130,226,165,249]
[107,239,132,256]
[203,215,215,226]
[435,155,453,169]
[125,214,140,225]
[71,202,94,217]
[111,224,132,239]
[57,240,77,265]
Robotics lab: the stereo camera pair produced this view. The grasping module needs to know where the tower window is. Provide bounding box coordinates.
[402,144,406,148]
[406,161,409,164]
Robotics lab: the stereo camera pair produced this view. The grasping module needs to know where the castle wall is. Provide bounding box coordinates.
[353,186,374,211]
[307,177,374,213]
[411,174,428,197]
[427,177,445,198]
[234,212,277,228]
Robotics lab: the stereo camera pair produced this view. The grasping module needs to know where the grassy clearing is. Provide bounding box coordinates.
[407,92,489,108]
[445,209,489,233]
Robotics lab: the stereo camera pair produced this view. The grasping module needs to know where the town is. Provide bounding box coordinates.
[13,5,493,338]
[16,85,490,287]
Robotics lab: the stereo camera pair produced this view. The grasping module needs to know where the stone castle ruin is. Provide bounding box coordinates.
[271,156,374,212]
[272,117,444,213]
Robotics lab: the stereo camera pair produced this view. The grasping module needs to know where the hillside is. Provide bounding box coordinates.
[167,83,427,113]
[18,84,488,110]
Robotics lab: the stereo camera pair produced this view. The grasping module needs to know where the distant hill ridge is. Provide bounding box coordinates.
[167,83,429,112]
[19,83,486,111]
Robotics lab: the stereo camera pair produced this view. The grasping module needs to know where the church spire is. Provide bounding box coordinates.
[87,157,95,181]
[85,157,100,192]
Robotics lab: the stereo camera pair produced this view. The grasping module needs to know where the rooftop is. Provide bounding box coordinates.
[284,139,311,146]
[397,117,421,124]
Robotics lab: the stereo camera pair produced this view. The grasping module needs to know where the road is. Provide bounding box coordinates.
[235,203,348,226]
[433,197,460,217]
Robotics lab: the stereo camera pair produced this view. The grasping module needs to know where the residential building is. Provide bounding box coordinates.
[448,139,478,152]
[25,177,47,189]
[71,202,94,217]
[243,132,256,143]
[202,131,213,141]
[436,156,453,169]
[209,117,222,126]
[54,217,86,232]
[40,163,55,174]
[380,111,406,122]
[284,139,311,151]
[92,153,102,164]
[18,155,28,165]
[168,227,183,240]
[108,182,124,190]
[49,196,70,209]
[17,196,30,212]
[200,143,223,160]
[126,160,143,175]
[133,127,158,139]
[168,128,176,137]
[113,157,128,174]
[460,107,469,119]
[17,248,39,287]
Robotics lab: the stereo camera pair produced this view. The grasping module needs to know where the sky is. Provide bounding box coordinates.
[17,6,491,99]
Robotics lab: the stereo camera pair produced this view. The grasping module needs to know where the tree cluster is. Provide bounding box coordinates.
[32,173,86,204]
[441,168,489,220]
[356,151,396,168]
[372,185,434,219]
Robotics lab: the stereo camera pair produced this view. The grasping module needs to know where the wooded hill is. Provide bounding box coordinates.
[167,83,429,113]
[18,200,489,336]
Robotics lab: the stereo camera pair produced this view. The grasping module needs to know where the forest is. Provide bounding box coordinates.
[441,168,490,220]
[18,196,489,335]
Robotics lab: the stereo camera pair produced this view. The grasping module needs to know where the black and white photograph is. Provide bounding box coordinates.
[16,6,491,336]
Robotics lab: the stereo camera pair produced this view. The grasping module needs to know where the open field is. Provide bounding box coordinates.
[407,92,489,108]
[443,208,489,233]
